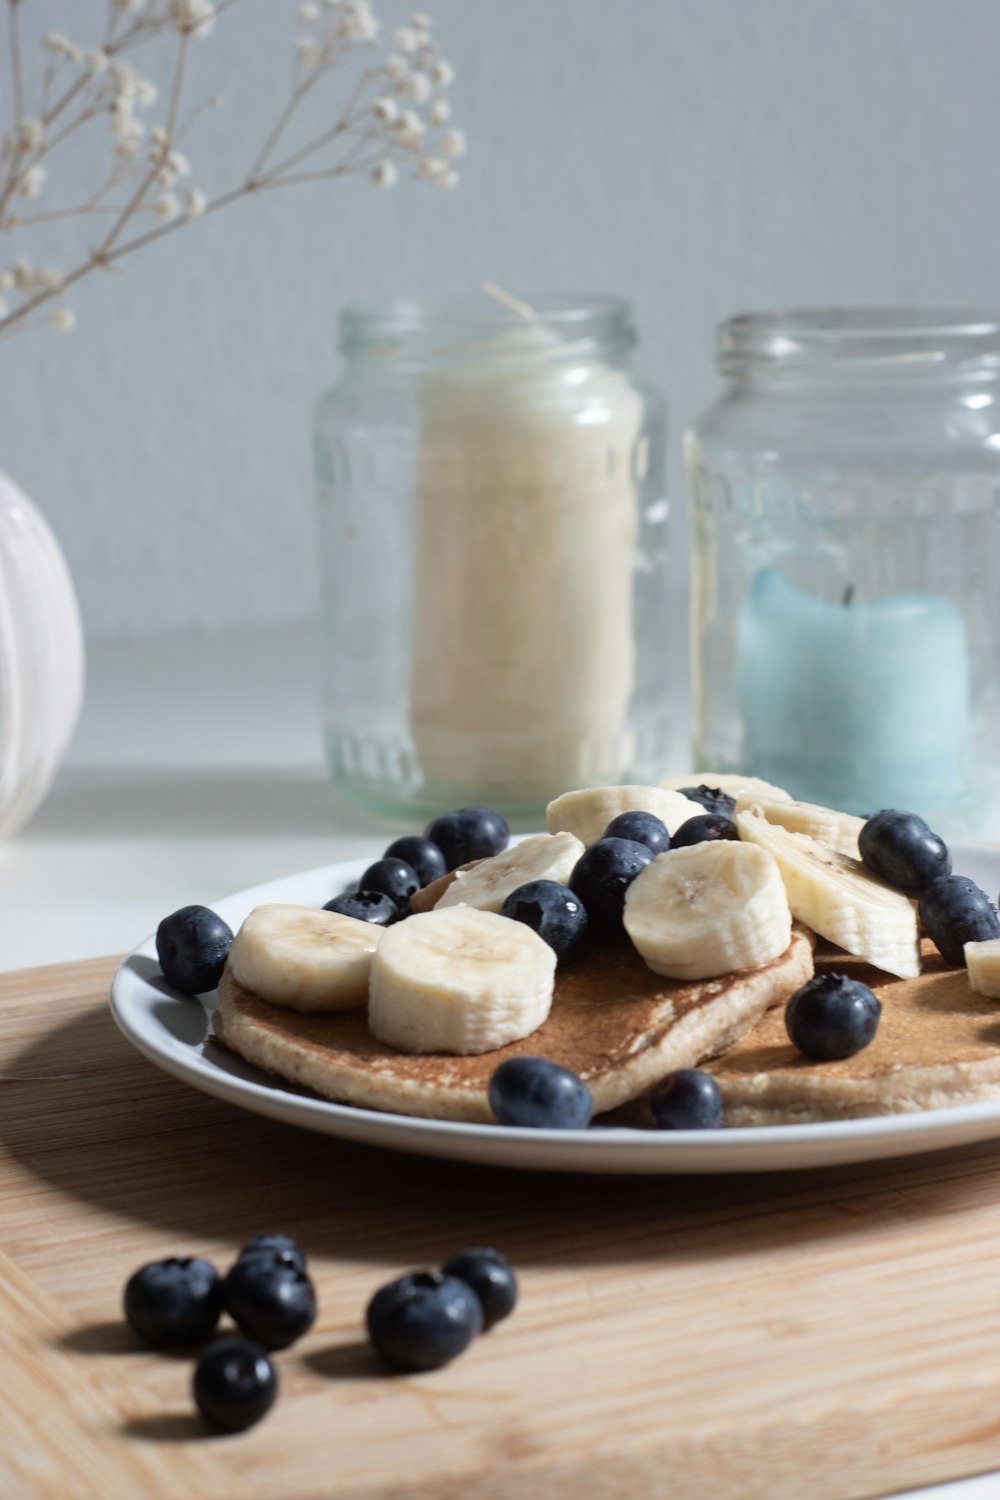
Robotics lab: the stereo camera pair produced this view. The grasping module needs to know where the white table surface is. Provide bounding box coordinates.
[0,623,381,972]
[1,622,998,1500]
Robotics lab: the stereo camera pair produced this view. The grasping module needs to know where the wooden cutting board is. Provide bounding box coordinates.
[5,958,1000,1500]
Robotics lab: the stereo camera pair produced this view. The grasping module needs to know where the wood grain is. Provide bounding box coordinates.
[6,957,1000,1498]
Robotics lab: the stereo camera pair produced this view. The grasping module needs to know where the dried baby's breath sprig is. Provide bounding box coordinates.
[0,0,464,340]
[371,158,397,188]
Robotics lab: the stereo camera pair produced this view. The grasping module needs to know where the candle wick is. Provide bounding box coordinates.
[482,281,537,325]
[842,585,855,606]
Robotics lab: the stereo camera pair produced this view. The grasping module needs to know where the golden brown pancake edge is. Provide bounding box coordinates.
[212,929,815,1123]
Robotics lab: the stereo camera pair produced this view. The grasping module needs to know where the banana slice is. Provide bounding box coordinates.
[435,832,584,912]
[660,772,792,803]
[546,785,699,846]
[966,939,1000,999]
[227,903,384,1012]
[410,860,479,913]
[368,907,556,1055]
[623,842,792,981]
[736,808,920,979]
[733,794,865,858]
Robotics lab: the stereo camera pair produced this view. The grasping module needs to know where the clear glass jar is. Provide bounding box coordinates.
[685,307,1000,837]
[313,294,669,823]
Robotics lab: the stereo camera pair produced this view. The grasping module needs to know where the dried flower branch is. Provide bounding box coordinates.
[0,0,463,339]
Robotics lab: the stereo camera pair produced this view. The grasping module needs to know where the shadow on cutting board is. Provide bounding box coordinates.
[7,999,1000,1275]
[5,996,1000,1278]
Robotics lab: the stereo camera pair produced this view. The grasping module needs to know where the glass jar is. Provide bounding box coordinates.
[313,294,669,823]
[685,307,1000,837]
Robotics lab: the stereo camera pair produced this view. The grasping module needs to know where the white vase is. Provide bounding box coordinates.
[0,470,84,837]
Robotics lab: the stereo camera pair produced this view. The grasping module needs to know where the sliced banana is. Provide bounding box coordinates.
[966,939,1000,998]
[368,907,556,1055]
[660,772,792,803]
[435,832,584,912]
[736,808,920,979]
[623,842,792,981]
[733,794,865,858]
[410,861,478,913]
[227,903,384,1012]
[546,785,699,846]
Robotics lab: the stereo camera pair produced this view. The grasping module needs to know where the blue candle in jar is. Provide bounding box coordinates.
[736,569,971,814]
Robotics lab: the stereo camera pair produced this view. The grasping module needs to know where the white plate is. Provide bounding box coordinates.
[110,842,1000,1175]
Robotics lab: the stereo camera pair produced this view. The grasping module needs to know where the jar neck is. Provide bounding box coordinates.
[338,294,637,373]
[718,307,1000,391]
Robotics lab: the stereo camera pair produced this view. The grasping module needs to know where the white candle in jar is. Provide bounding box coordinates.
[410,298,645,801]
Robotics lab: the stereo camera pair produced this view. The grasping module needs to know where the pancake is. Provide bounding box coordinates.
[708,941,1000,1125]
[212,928,814,1123]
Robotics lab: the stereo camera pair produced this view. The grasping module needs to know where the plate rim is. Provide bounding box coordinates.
[108,842,1000,1172]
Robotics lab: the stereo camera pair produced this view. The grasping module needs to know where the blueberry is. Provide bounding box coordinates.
[193,1336,277,1433]
[500,880,588,962]
[677,784,737,819]
[603,810,671,855]
[424,806,510,870]
[785,973,881,1060]
[859,809,951,892]
[123,1256,222,1348]
[222,1257,317,1350]
[569,837,653,927]
[237,1232,307,1276]
[919,875,1000,966]
[358,857,420,912]
[650,1069,724,1130]
[323,889,398,926]
[155,905,233,995]
[670,814,739,849]
[488,1056,594,1129]
[441,1247,518,1330]
[366,1271,483,1371]
[383,835,448,888]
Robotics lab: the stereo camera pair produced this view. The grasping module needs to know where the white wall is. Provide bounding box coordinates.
[3,0,999,640]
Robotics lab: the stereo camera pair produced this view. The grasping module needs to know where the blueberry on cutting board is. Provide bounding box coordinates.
[123,1256,222,1347]
[441,1248,518,1329]
[366,1271,483,1371]
[237,1232,308,1276]
[193,1336,278,1433]
[222,1256,317,1350]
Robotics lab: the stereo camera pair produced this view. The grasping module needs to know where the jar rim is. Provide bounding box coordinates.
[339,292,636,362]
[719,305,1000,377]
